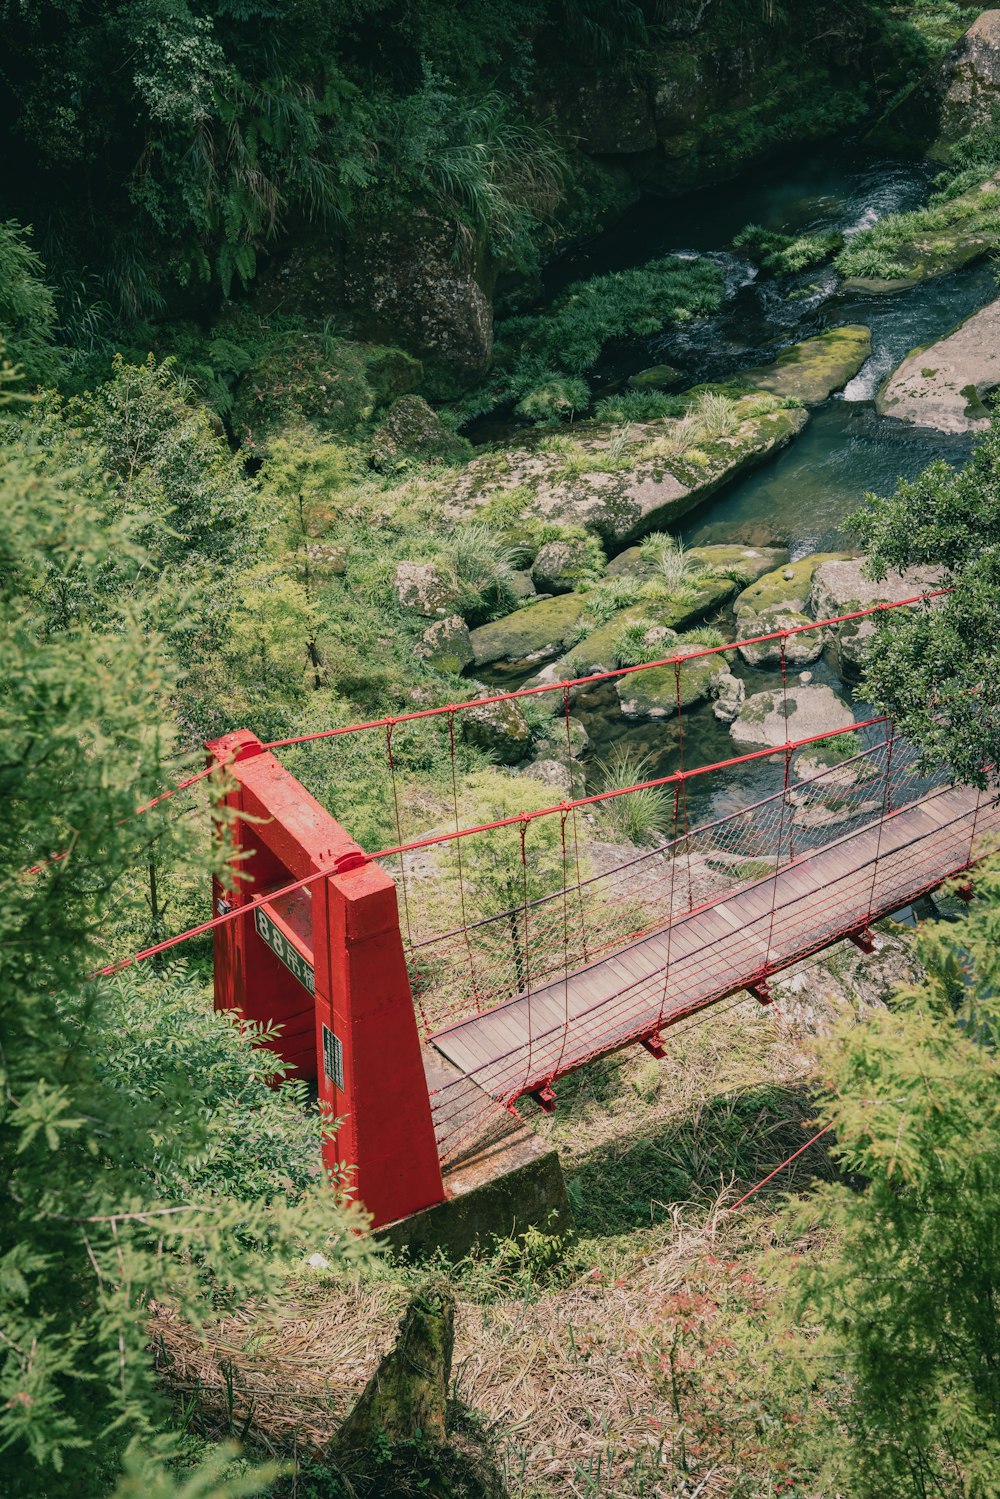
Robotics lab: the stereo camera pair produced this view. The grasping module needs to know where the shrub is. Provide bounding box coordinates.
[499,255,725,377]
[233,331,375,449]
[593,389,687,423]
[515,374,591,421]
[0,220,61,384]
[732,223,843,276]
[594,744,673,845]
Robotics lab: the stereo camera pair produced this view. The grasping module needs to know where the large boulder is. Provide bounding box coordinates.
[737,607,826,669]
[468,593,588,668]
[393,560,463,617]
[731,683,855,748]
[934,10,1000,145]
[734,552,858,619]
[808,558,945,674]
[461,698,533,763]
[417,614,475,674]
[739,326,872,407]
[447,396,808,548]
[876,298,1000,434]
[616,643,727,717]
[607,542,787,583]
[344,212,493,394]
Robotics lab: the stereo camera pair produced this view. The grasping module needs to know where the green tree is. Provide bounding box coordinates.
[848,416,1000,785]
[0,371,367,1494]
[783,866,1000,1497]
[0,220,61,385]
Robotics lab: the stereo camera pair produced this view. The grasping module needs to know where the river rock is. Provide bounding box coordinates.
[876,299,1000,433]
[447,397,809,548]
[712,671,746,723]
[468,592,588,667]
[371,394,471,469]
[730,684,855,748]
[510,570,537,599]
[566,607,681,675]
[416,614,474,673]
[616,643,726,717]
[531,536,601,594]
[734,551,858,618]
[737,607,826,668]
[808,558,945,673]
[607,542,787,583]
[740,326,872,407]
[461,698,533,763]
[628,364,683,390]
[934,9,1000,145]
[344,212,493,393]
[393,560,463,617]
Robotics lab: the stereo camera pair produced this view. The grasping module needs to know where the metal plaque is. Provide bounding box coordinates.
[254,905,315,995]
[322,1024,344,1089]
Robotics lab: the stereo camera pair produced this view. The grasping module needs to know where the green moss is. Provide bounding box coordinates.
[734,551,856,617]
[468,592,589,667]
[739,327,872,407]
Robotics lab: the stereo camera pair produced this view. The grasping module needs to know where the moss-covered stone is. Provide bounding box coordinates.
[615,644,724,716]
[461,698,534,763]
[468,593,589,667]
[447,396,809,547]
[628,363,683,390]
[734,551,858,618]
[607,542,787,582]
[417,615,475,674]
[372,395,473,469]
[731,683,855,747]
[736,608,826,668]
[568,605,679,674]
[739,326,872,407]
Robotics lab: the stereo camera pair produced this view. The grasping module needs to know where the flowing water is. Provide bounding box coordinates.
[487,149,996,824]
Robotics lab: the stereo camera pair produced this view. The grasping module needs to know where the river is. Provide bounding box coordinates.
[490,149,995,826]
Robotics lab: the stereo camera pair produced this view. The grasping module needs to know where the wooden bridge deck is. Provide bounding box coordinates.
[428,781,997,1137]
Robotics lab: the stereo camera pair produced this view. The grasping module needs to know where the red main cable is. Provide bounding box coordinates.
[88,718,886,981]
[263,591,950,749]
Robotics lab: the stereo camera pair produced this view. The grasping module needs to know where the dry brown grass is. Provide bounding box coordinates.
[151,929,919,1496]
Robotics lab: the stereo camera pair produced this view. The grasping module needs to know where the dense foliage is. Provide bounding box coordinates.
[849,413,1000,785]
[0,370,368,1495]
[785,865,1000,1496]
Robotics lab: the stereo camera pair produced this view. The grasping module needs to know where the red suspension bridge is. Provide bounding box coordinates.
[82,592,997,1228]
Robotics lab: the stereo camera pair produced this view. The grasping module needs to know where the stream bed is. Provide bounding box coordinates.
[485,148,995,828]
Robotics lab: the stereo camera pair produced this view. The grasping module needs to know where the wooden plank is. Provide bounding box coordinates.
[431,787,1000,1093]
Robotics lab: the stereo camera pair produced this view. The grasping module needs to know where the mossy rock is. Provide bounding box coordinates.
[739,326,872,407]
[418,615,475,674]
[372,395,472,470]
[568,604,679,674]
[449,397,809,547]
[734,551,858,618]
[607,542,787,583]
[628,363,683,391]
[615,645,723,716]
[736,607,825,668]
[468,593,589,667]
[731,683,855,747]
